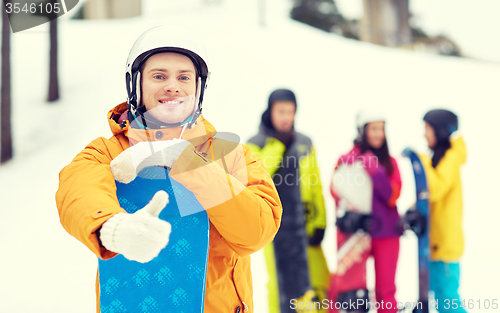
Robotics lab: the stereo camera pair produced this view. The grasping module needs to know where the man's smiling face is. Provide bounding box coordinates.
[141,52,197,124]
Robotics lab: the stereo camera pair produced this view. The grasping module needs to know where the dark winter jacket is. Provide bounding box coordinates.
[247,122,327,312]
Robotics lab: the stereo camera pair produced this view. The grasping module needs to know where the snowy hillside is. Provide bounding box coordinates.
[335,0,500,63]
[1,0,499,312]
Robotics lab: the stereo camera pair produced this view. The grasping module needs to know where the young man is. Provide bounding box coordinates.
[247,89,329,313]
[56,26,282,313]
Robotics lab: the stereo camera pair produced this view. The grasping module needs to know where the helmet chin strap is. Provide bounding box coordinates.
[186,77,203,129]
[178,122,189,140]
[132,77,203,131]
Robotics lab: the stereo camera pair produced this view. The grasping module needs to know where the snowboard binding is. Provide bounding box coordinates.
[397,207,426,236]
[336,211,373,234]
[336,289,370,312]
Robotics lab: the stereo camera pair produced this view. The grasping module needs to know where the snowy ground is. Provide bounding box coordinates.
[1,0,500,312]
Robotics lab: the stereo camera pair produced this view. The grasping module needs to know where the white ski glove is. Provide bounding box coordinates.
[99,191,172,263]
[111,139,193,183]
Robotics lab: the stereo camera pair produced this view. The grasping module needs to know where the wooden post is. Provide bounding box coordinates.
[258,0,266,27]
[84,0,142,19]
[1,6,12,162]
[396,0,411,45]
[48,14,59,102]
[360,0,411,46]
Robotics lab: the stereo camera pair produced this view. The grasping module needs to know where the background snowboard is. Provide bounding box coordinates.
[328,163,372,313]
[401,148,430,313]
[98,166,210,313]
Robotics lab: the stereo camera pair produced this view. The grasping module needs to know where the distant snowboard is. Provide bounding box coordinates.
[328,163,373,313]
[401,148,430,313]
[333,163,372,215]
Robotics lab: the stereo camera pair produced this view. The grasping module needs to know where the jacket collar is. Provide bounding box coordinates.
[107,102,217,148]
[258,121,276,138]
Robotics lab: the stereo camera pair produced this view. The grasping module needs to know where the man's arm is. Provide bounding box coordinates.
[55,137,125,259]
[300,146,327,239]
[170,143,282,257]
[246,138,286,176]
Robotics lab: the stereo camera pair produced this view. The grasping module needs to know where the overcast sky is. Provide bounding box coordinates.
[335,0,500,63]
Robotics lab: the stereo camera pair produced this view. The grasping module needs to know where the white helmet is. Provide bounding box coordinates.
[125,25,210,127]
[356,109,386,129]
[355,109,386,141]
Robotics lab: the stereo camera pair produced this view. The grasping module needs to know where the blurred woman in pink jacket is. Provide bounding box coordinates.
[329,110,402,313]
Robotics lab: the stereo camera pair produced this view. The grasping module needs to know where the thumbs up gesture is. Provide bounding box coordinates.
[100,191,172,263]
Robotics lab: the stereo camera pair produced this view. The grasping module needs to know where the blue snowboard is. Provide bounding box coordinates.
[402,148,430,313]
[98,166,209,313]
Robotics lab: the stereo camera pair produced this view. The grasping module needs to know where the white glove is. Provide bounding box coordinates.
[100,191,172,263]
[111,139,192,183]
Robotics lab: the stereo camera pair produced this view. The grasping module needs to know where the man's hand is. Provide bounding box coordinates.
[111,139,193,183]
[99,191,172,263]
[295,289,319,312]
[308,228,325,246]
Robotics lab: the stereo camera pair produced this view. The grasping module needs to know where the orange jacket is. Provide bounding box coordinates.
[56,102,282,313]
